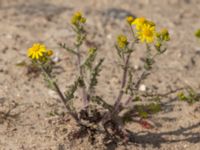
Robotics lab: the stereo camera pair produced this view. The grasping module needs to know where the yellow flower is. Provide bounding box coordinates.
[71,11,86,26]
[138,24,156,43]
[132,17,146,30]
[117,35,128,49]
[126,16,134,25]
[28,43,47,60]
[74,12,82,20]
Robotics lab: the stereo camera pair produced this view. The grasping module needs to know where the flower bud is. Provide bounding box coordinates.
[126,16,134,25]
[117,35,129,49]
[71,11,86,26]
[47,50,53,56]
[161,28,170,41]
[155,42,161,49]
[88,48,96,55]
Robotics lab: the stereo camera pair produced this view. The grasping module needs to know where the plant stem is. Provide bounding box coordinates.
[129,24,136,42]
[76,45,88,109]
[124,96,132,106]
[113,53,131,113]
[124,50,161,106]
[102,53,131,125]
[40,65,79,122]
[53,82,80,119]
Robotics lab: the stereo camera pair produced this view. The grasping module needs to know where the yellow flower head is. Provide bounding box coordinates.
[132,17,146,30]
[126,16,134,25]
[28,43,47,60]
[74,12,82,20]
[71,11,86,26]
[138,24,156,43]
[117,34,129,49]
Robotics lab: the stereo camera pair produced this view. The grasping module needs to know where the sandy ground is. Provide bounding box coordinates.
[0,0,200,149]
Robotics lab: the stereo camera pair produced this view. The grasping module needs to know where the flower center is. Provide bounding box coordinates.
[143,29,153,37]
[33,45,40,52]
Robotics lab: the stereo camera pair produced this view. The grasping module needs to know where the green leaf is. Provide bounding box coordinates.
[135,103,161,118]
[90,96,112,110]
[195,29,200,38]
[58,43,78,55]
[88,58,104,92]
[16,61,27,67]
[178,89,200,104]
[139,111,148,118]
[65,77,81,101]
[82,48,97,70]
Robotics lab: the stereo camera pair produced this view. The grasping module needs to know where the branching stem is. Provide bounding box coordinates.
[40,65,80,122]
[113,52,131,113]
[76,45,88,109]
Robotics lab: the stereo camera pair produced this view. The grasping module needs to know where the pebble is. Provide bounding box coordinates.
[139,84,146,92]
[106,34,112,40]
[134,65,140,70]
[5,34,13,39]
[195,47,200,54]
[52,52,60,62]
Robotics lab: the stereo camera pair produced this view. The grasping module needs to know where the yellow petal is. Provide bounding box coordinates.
[35,53,39,59]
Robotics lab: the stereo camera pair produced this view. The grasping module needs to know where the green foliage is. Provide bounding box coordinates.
[90,96,112,111]
[16,60,27,67]
[65,77,82,101]
[133,96,142,101]
[88,58,104,92]
[195,29,200,38]
[58,43,78,55]
[82,48,97,70]
[135,103,161,118]
[177,89,200,104]
[144,57,154,70]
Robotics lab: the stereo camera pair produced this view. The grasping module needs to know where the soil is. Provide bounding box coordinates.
[0,0,200,149]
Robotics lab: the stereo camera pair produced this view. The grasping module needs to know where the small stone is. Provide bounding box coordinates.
[195,47,200,54]
[52,56,59,62]
[177,51,184,58]
[134,65,140,70]
[5,34,13,39]
[139,84,146,92]
[106,34,112,39]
